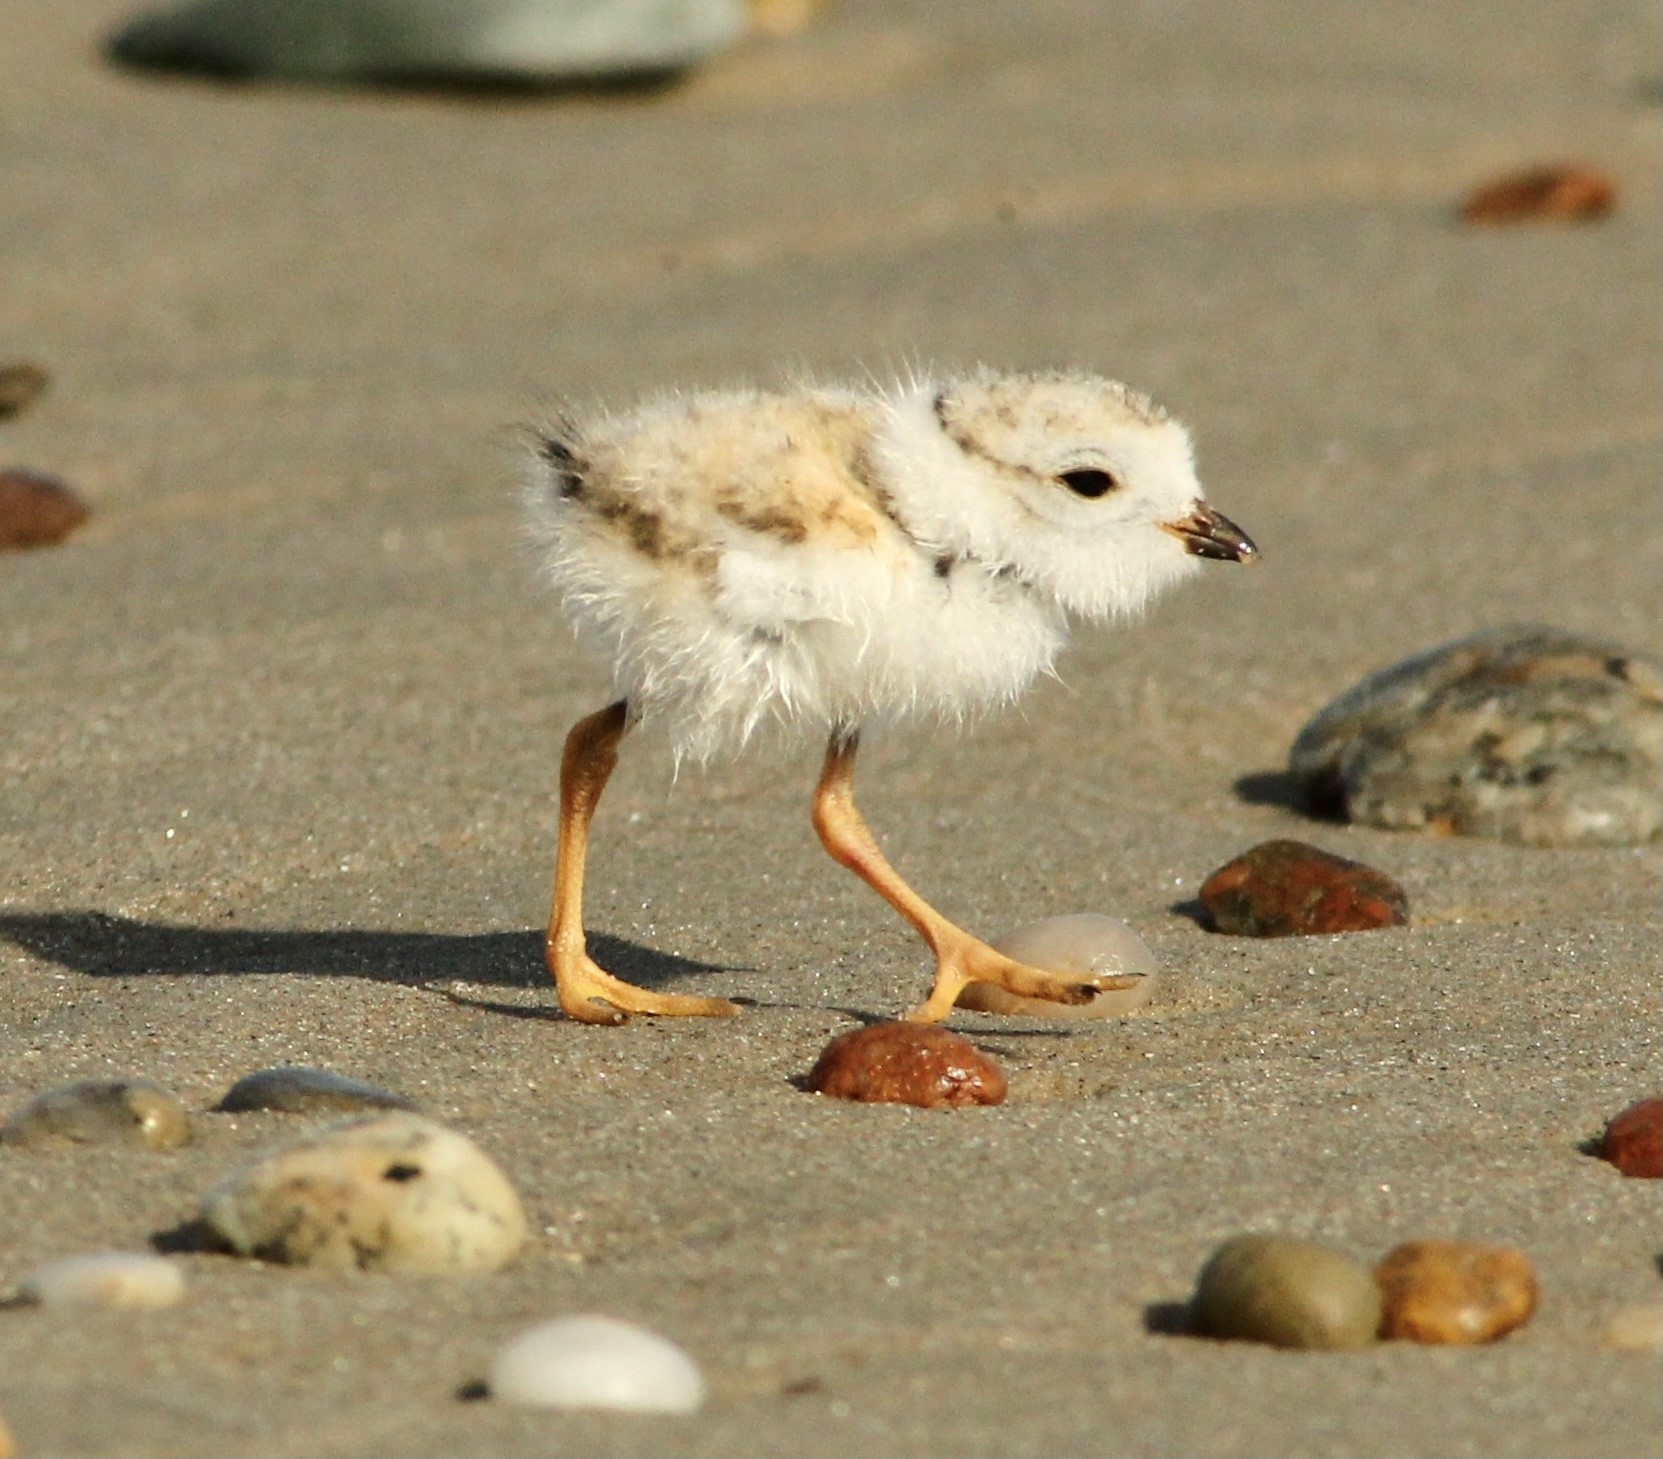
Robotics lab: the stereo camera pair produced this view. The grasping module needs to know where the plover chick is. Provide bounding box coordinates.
[528,366,1256,1025]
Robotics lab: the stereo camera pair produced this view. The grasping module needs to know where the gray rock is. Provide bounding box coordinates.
[1,1078,192,1151]
[107,0,747,84]
[1188,1234,1381,1350]
[216,1065,418,1115]
[1289,626,1662,846]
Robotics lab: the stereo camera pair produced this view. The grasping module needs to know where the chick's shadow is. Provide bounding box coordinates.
[0,910,730,1015]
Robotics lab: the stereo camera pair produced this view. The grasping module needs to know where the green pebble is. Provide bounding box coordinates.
[1189,1234,1381,1350]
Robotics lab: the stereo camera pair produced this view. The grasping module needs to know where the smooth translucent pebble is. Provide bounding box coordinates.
[490,1315,706,1413]
[959,914,1159,1018]
[19,1251,185,1310]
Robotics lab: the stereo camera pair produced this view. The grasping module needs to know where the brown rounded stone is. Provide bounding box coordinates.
[1460,165,1616,224]
[805,1023,1007,1108]
[0,469,90,550]
[1199,839,1409,937]
[1600,1096,1662,1179]
[1374,1240,1538,1344]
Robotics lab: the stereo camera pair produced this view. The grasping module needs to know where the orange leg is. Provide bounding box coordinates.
[545,701,740,1025]
[811,730,1140,1022]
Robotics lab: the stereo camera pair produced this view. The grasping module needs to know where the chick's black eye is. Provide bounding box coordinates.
[1058,468,1118,499]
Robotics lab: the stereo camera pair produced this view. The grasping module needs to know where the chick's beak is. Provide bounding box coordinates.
[1161,503,1259,564]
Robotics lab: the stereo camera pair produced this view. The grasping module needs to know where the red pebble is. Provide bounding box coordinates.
[1199,839,1409,937]
[0,469,90,550]
[1601,1097,1662,1179]
[805,1022,1007,1108]
[1460,165,1616,224]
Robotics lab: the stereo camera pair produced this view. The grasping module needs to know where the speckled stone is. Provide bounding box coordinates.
[957,914,1159,1018]
[1289,626,1662,846]
[1599,1096,1662,1178]
[215,1065,419,1115]
[201,1112,525,1274]
[17,1251,186,1310]
[490,1315,706,1412]
[1374,1240,1538,1344]
[108,0,747,83]
[1199,840,1409,937]
[805,1023,1007,1108]
[1188,1235,1381,1350]
[0,1078,192,1150]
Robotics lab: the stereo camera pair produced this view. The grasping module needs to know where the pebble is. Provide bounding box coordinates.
[0,1412,12,1459]
[1198,839,1409,937]
[200,1112,526,1274]
[956,914,1159,1018]
[490,1315,706,1413]
[1187,1234,1380,1350]
[0,469,92,551]
[1461,165,1616,223]
[1374,1240,1538,1344]
[1602,1302,1663,1352]
[1,1078,192,1151]
[108,0,747,83]
[16,1251,186,1311]
[805,1023,1007,1108]
[1288,626,1663,846]
[1599,1096,1662,1179]
[0,362,50,419]
[215,1065,419,1115]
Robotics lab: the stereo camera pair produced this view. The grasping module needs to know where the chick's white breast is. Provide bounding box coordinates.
[532,388,1065,754]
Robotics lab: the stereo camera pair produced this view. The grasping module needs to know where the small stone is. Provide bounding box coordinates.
[17,1251,186,1310]
[489,1315,706,1413]
[1461,165,1616,224]
[1374,1240,1538,1344]
[1188,1234,1380,1350]
[0,469,91,551]
[0,362,50,419]
[0,1412,13,1459]
[956,914,1158,1018]
[1199,839,1408,937]
[200,1112,525,1274]
[108,0,747,83]
[805,1023,1007,1108]
[1288,626,1663,847]
[216,1065,419,1115]
[1600,1096,1663,1178]
[1602,1302,1663,1352]
[1,1078,192,1151]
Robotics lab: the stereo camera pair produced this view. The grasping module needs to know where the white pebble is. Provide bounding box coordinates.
[490,1316,706,1413]
[959,913,1159,1018]
[201,1112,525,1275]
[19,1251,185,1310]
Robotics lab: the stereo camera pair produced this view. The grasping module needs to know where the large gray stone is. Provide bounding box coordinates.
[108,0,747,83]
[1289,626,1662,847]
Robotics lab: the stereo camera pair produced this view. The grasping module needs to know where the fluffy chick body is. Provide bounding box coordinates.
[529,368,1216,759]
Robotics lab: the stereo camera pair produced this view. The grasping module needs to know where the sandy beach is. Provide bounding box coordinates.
[2,1,1660,1454]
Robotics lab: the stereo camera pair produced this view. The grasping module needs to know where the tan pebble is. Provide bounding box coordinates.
[18,1251,185,1310]
[1374,1239,1537,1344]
[1602,1302,1663,1352]
[201,1112,525,1274]
[0,1410,14,1459]
[490,1316,706,1412]
[805,1023,1006,1108]
[1189,1234,1380,1350]
[1,1078,192,1151]
[956,914,1158,1018]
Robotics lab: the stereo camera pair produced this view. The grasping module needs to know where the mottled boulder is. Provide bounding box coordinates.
[1289,626,1662,846]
